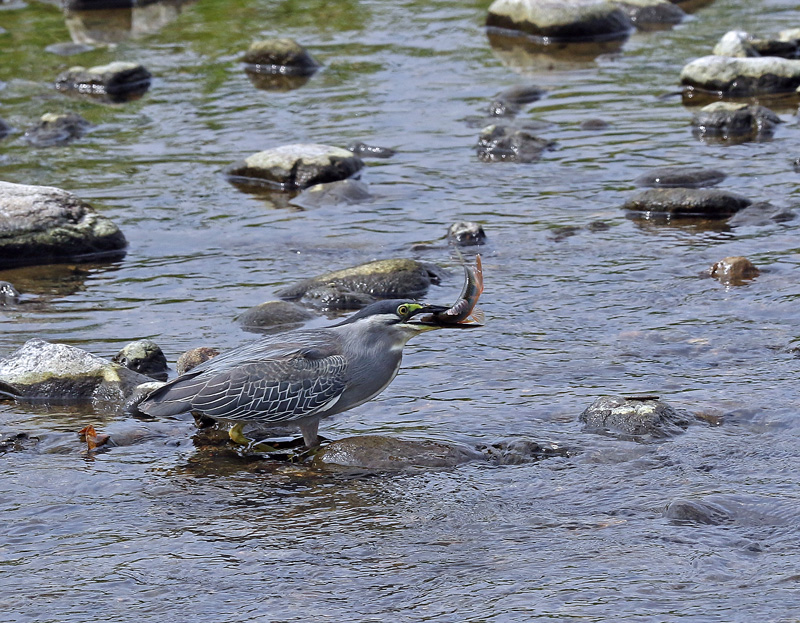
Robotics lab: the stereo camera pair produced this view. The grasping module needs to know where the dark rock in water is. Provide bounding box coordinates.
[728,200,795,227]
[665,498,733,525]
[635,166,726,188]
[710,256,759,286]
[486,0,633,43]
[0,180,127,268]
[0,118,11,140]
[45,41,95,56]
[290,179,372,209]
[277,258,442,310]
[448,221,487,246]
[680,55,800,97]
[226,144,365,192]
[549,225,581,241]
[347,142,396,158]
[477,124,555,163]
[0,338,152,406]
[237,300,316,333]
[240,39,319,91]
[23,112,91,147]
[488,84,546,117]
[623,188,751,219]
[580,118,609,130]
[176,347,220,375]
[478,438,570,464]
[112,339,169,381]
[794,157,800,173]
[692,102,781,143]
[615,0,684,30]
[0,281,20,306]
[55,61,152,103]
[0,432,39,453]
[580,395,692,439]
[312,435,483,471]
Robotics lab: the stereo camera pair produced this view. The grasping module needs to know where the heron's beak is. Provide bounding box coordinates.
[406,304,481,328]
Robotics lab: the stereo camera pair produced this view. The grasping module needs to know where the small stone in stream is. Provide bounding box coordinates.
[447,221,487,246]
[112,339,169,381]
[347,142,396,158]
[176,347,220,375]
[709,256,759,286]
[23,113,91,147]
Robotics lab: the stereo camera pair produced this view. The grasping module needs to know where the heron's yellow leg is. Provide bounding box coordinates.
[228,422,249,446]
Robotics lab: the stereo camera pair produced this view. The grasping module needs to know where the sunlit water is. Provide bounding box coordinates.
[2,0,800,621]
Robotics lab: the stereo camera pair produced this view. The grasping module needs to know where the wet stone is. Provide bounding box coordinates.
[0,338,152,406]
[713,29,800,59]
[0,118,11,140]
[0,180,127,268]
[0,432,39,453]
[226,144,365,192]
[0,281,20,306]
[237,300,316,333]
[23,112,91,147]
[240,38,320,75]
[692,102,782,143]
[290,179,372,209]
[176,347,220,375]
[55,61,152,103]
[623,188,751,219]
[486,0,633,43]
[488,84,546,117]
[478,438,570,465]
[277,258,442,310]
[448,221,487,246]
[580,395,692,440]
[680,55,800,97]
[312,435,483,471]
[635,166,726,188]
[580,118,609,130]
[710,256,759,286]
[615,0,684,30]
[347,142,396,159]
[794,157,800,173]
[112,339,169,381]
[665,498,733,525]
[477,124,555,163]
[728,201,795,227]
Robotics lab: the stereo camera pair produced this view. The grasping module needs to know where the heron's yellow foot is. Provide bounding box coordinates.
[228,422,249,446]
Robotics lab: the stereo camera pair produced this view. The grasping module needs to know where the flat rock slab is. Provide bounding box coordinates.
[0,338,151,406]
[0,180,127,268]
[680,55,800,96]
[486,0,633,42]
[623,187,751,218]
[55,61,152,103]
[634,166,726,188]
[277,258,442,310]
[580,395,692,439]
[226,144,365,192]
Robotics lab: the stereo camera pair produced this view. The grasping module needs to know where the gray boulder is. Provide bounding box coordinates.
[0,338,151,406]
[0,180,127,268]
[55,61,152,103]
[241,38,319,91]
[0,281,20,306]
[448,221,487,246]
[614,0,684,30]
[112,339,169,381]
[634,166,726,188]
[712,29,800,59]
[680,55,800,96]
[580,395,692,439]
[237,300,316,333]
[477,124,555,162]
[692,102,781,143]
[277,258,442,310]
[226,144,364,192]
[486,0,632,42]
[23,112,91,147]
[623,187,751,218]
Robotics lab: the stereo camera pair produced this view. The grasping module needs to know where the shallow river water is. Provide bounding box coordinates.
[2,0,800,621]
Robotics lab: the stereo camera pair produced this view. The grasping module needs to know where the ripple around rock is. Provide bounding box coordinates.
[0,180,127,268]
[634,166,727,188]
[580,395,692,439]
[55,61,152,103]
[680,55,800,97]
[623,188,752,219]
[23,112,91,147]
[665,498,733,525]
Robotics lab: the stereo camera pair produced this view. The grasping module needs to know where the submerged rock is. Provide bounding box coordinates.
[312,435,483,471]
[488,84,546,117]
[23,112,91,147]
[290,178,372,209]
[486,0,633,42]
[728,201,795,227]
[277,258,442,310]
[240,38,320,91]
[0,118,11,140]
[478,438,570,464]
[112,339,169,381]
[226,144,365,192]
[634,166,726,188]
[0,338,151,406]
[580,118,609,130]
[614,0,684,30]
[0,180,127,268]
[580,395,692,439]
[692,102,781,143]
[623,188,751,219]
[55,61,152,103]
[680,55,800,97]
[710,256,759,285]
[346,142,396,159]
[176,347,220,375]
[448,221,487,246]
[237,300,316,333]
[477,124,555,163]
[0,281,20,306]
[665,498,733,525]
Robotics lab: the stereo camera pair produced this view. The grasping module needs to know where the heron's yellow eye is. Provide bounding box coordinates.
[396,304,409,317]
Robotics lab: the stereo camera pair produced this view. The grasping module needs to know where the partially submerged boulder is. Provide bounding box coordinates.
[614,0,684,30]
[623,188,751,219]
[176,347,219,375]
[226,144,365,192]
[448,221,487,246]
[691,102,781,143]
[488,84,546,117]
[346,142,396,159]
[290,178,372,209]
[112,339,169,381]
[709,256,759,285]
[236,300,316,333]
[55,61,152,103]
[277,258,442,310]
[240,38,320,91]
[634,166,726,188]
[0,118,11,140]
[477,124,555,163]
[680,55,800,97]
[23,112,91,147]
[486,0,633,42]
[0,281,20,306]
[580,395,692,439]
[0,180,127,268]
[712,29,800,59]
[0,338,151,406]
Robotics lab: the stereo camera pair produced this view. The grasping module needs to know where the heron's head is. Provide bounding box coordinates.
[335,299,451,334]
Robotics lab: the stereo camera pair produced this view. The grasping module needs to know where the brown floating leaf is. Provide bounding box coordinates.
[79,425,110,451]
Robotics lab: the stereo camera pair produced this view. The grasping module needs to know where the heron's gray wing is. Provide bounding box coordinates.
[186,345,347,422]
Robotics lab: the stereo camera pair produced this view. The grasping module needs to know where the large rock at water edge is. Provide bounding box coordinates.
[226,144,365,191]
[0,181,127,268]
[580,395,691,439]
[486,0,633,42]
[55,61,152,103]
[680,55,800,96]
